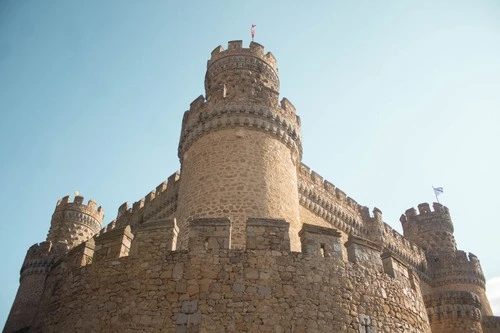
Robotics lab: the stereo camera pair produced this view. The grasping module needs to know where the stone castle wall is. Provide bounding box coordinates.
[29,220,431,333]
[111,172,180,232]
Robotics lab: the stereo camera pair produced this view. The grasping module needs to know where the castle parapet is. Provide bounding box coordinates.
[54,195,104,221]
[93,226,133,262]
[299,223,342,259]
[381,251,420,290]
[207,40,278,74]
[129,218,179,257]
[188,218,231,251]
[66,238,95,268]
[246,218,290,251]
[401,202,453,234]
[297,163,365,235]
[380,222,427,271]
[114,172,180,229]
[345,235,383,272]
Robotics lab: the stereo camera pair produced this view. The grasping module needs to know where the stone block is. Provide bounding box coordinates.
[129,218,178,256]
[188,218,231,251]
[299,223,342,259]
[246,218,290,251]
[93,226,134,262]
[67,238,95,268]
[345,235,382,272]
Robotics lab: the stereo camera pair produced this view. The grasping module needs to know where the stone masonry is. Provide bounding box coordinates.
[4,41,500,333]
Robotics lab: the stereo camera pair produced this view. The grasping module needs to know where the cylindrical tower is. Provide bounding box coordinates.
[4,195,104,333]
[401,202,493,316]
[47,195,104,250]
[177,40,302,249]
[401,202,457,255]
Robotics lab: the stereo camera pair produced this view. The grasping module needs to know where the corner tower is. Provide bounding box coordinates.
[401,202,493,316]
[177,41,302,249]
[47,195,104,250]
[4,195,104,333]
[401,202,456,255]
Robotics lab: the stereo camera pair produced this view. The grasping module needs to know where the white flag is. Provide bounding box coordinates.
[433,187,444,196]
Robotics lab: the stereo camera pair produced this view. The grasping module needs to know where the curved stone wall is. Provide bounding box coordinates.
[31,247,431,333]
[176,129,301,250]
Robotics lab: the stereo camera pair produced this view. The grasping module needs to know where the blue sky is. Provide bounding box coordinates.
[1,0,499,323]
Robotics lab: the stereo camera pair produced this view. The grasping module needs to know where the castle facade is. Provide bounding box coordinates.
[4,41,500,333]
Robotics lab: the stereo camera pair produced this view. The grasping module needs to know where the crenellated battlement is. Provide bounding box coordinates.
[379,222,428,271]
[297,163,365,235]
[297,171,429,273]
[207,40,278,74]
[114,172,180,230]
[402,202,450,220]
[60,218,420,293]
[47,195,104,250]
[54,195,104,221]
[27,219,431,333]
[204,41,280,108]
[400,202,456,254]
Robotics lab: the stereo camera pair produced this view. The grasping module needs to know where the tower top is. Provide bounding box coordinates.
[207,40,277,73]
[204,41,280,106]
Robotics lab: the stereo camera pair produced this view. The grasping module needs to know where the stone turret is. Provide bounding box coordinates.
[400,202,456,255]
[4,195,104,333]
[401,203,493,316]
[176,41,302,250]
[47,195,104,250]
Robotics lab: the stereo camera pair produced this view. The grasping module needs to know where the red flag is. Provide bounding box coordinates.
[251,24,256,40]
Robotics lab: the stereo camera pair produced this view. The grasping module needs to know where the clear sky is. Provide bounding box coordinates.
[1,0,499,324]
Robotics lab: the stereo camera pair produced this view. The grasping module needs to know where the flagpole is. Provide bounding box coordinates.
[432,186,440,203]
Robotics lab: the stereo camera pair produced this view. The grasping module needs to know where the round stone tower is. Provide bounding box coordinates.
[47,195,104,250]
[401,202,493,316]
[400,202,456,255]
[4,195,104,332]
[177,40,302,249]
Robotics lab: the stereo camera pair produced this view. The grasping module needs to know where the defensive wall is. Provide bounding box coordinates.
[29,218,431,333]
[109,172,180,233]
[107,161,430,275]
[297,162,428,272]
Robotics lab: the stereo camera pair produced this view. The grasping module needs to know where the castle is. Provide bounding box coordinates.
[4,41,500,333]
